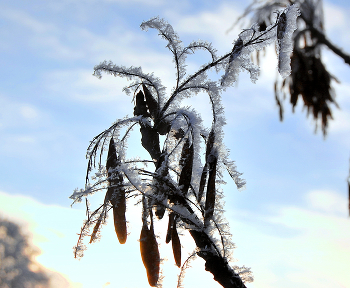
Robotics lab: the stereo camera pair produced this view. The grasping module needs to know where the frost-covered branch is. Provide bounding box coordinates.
[72,9,298,287]
[239,0,349,135]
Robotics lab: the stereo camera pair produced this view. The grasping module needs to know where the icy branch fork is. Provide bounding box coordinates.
[71,7,298,288]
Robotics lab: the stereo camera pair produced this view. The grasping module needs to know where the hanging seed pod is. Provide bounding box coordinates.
[178,138,193,196]
[140,223,160,287]
[154,152,168,219]
[289,49,336,135]
[134,90,149,117]
[134,89,161,161]
[205,129,215,160]
[106,138,127,244]
[89,217,102,244]
[165,212,175,244]
[155,204,165,220]
[204,155,217,222]
[106,138,118,175]
[228,37,244,64]
[198,129,215,203]
[197,165,208,203]
[140,124,161,162]
[142,83,158,120]
[258,21,267,32]
[106,182,127,244]
[155,118,171,135]
[222,38,244,85]
[277,12,287,43]
[112,193,127,244]
[171,222,181,268]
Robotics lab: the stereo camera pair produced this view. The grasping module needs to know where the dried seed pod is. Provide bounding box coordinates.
[89,217,102,244]
[106,138,118,175]
[107,182,127,244]
[155,118,171,135]
[171,223,181,268]
[204,155,217,222]
[277,12,287,42]
[222,38,244,85]
[112,194,127,244]
[205,129,215,160]
[106,138,127,244]
[258,21,267,32]
[197,130,215,203]
[154,152,168,220]
[197,165,208,203]
[165,212,175,244]
[155,204,165,220]
[178,138,193,196]
[142,83,158,120]
[288,49,336,135]
[140,224,160,287]
[134,90,149,117]
[228,38,244,64]
[140,124,161,162]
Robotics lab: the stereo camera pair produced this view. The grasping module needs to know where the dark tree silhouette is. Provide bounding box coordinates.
[71,6,300,288]
[0,218,48,288]
[235,0,350,136]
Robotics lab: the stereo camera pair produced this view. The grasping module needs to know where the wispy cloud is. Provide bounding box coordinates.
[1,189,349,288]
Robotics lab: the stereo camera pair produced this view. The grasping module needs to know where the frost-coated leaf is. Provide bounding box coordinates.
[140,224,160,287]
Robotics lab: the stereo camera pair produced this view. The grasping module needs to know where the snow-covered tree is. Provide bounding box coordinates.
[236,0,350,136]
[70,6,299,288]
[0,218,48,288]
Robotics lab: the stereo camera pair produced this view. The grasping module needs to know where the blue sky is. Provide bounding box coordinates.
[1,0,350,287]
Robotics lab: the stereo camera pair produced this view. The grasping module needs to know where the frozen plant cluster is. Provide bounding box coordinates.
[70,6,299,288]
[238,0,349,135]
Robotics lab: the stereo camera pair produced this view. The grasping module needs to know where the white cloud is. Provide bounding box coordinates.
[248,190,350,288]
[1,187,349,288]
[165,2,243,52]
[0,7,55,34]
[0,190,223,288]
[104,0,164,4]
[20,105,39,120]
[0,94,43,129]
[55,0,165,5]
[306,190,347,215]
